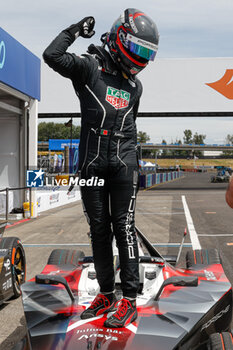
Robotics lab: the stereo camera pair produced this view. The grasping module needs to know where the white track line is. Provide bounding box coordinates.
[182,195,201,250]
[136,212,184,215]
[23,243,193,248]
[137,200,183,202]
[198,234,233,237]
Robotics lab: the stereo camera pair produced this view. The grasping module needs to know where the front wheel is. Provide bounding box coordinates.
[47,249,85,266]
[186,248,221,268]
[0,237,26,298]
[208,332,233,350]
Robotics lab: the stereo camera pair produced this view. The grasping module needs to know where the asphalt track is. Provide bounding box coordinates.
[1,171,233,349]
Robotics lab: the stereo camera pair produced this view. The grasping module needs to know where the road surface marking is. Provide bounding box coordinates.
[205,212,216,214]
[182,195,201,250]
[227,243,233,246]
[199,234,233,237]
[22,243,193,248]
[153,243,192,247]
[23,243,90,247]
[136,212,184,215]
[6,218,31,228]
[137,199,182,202]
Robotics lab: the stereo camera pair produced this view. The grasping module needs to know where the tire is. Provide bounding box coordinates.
[0,237,26,298]
[186,248,221,268]
[47,249,85,267]
[208,332,233,350]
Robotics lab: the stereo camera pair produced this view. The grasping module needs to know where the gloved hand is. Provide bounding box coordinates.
[63,17,95,40]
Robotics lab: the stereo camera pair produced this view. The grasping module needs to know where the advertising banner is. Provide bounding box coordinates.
[140,58,233,112]
[37,189,81,213]
[69,147,79,174]
[0,27,40,100]
[49,139,80,151]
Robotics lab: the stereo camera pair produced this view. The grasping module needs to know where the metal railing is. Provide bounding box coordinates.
[0,186,32,221]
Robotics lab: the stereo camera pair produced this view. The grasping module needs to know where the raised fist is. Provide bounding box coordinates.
[64,17,95,40]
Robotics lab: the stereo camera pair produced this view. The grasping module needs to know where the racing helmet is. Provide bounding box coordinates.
[107,8,159,76]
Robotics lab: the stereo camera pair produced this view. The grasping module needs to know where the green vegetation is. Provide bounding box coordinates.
[160,129,206,158]
[137,131,150,143]
[223,134,233,156]
[38,122,81,141]
[143,158,233,168]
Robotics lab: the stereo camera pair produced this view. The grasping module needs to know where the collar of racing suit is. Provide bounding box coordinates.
[87,44,119,76]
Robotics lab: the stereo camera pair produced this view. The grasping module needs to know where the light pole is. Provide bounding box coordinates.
[65,118,73,174]
[64,118,73,148]
[70,117,73,150]
[155,151,157,173]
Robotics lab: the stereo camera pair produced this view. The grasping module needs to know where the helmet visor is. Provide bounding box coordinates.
[126,34,158,61]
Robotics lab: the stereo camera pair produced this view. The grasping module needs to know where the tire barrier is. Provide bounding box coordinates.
[139,171,184,189]
[182,168,208,172]
[183,168,198,172]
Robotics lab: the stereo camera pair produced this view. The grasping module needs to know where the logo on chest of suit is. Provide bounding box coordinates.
[105,86,131,110]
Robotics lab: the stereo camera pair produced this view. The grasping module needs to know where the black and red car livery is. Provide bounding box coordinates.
[18,229,232,350]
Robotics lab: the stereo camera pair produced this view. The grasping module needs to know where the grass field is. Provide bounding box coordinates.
[143,158,233,168]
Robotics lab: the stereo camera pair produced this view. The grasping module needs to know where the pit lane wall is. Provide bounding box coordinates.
[139,171,184,189]
[36,189,81,213]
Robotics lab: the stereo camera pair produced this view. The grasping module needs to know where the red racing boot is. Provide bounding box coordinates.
[80,293,117,319]
[104,298,137,328]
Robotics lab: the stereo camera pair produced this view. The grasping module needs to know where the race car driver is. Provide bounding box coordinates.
[43,9,159,327]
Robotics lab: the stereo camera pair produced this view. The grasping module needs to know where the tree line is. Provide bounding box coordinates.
[138,130,233,158]
[38,122,233,157]
[161,129,206,158]
[138,129,207,158]
[38,122,81,141]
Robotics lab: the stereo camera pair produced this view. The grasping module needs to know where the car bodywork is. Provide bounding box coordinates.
[19,229,232,350]
[0,246,14,303]
[0,221,26,304]
[211,169,231,183]
[211,174,230,183]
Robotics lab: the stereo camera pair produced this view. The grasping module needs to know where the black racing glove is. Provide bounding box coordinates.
[63,17,95,40]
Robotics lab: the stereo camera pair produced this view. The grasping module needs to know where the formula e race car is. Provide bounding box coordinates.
[0,221,26,304]
[16,228,232,350]
[211,171,230,183]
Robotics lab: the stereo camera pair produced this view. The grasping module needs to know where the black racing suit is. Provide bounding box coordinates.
[43,31,142,298]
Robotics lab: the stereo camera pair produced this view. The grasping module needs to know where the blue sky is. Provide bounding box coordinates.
[2,0,233,58]
[1,0,233,143]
